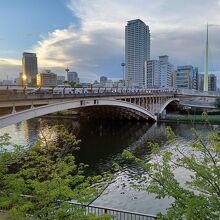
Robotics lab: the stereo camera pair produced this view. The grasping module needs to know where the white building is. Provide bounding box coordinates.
[146,60,160,88]
[125,19,150,87]
[159,55,173,88]
[105,79,113,88]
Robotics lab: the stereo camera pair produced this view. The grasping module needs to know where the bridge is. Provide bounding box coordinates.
[0,88,219,129]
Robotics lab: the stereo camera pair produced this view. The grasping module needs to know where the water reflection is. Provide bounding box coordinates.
[0,118,219,215]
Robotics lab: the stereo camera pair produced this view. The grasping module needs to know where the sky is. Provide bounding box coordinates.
[0,0,220,86]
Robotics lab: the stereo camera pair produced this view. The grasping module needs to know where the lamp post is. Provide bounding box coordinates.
[22,74,27,88]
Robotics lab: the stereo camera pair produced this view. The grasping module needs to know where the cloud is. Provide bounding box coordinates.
[0,58,21,80]
[1,0,220,82]
[0,58,20,66]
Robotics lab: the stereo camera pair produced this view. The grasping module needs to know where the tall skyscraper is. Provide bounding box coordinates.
[125,19,150,87]
[159,55,173,88]
[22,52,38,86]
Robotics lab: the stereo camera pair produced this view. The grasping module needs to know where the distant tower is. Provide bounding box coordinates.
[204,24,209,91]
[125,19,150,87]
[22,52,38,86]
[121,62,126,80]
[65,67,69,81]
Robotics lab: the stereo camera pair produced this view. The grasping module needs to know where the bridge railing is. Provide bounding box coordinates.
[177,89,219,97]
[0,90,176,101]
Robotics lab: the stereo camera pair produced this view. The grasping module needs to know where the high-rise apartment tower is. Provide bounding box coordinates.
[125,19,150,87]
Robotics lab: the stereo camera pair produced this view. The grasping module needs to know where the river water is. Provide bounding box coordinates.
[0,118,218,215]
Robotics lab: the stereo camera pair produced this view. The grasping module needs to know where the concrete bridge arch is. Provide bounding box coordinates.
[159,98,180,114]
[0,99,157,129]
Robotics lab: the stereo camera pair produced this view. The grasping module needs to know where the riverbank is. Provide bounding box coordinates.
[40,110,80,119]
[160,114,220,124]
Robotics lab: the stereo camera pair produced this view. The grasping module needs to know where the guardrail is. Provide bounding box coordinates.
[177,89,220,97]
[0,201,156,220]
[69,202,157,220]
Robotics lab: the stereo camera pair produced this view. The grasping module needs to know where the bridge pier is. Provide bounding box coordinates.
[12,104,16,114]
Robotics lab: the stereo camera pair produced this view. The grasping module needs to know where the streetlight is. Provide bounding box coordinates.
[22,74,27,88]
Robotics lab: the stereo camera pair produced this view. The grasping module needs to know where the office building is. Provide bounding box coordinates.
[22,52,38,86]
[159,55,173,88]
[192,67,199,90]
[175,65,198,89]
[36,70,57,87]
[67,71,79,83]
[100,76,108,85]
[198,74,204,91]
[198,73,217,91]
[57,75,65,85]
[125,19,150,87]
[159,56,171,88]
[208,74,217,91]
[171,70,177,87]
[146,60,160,88]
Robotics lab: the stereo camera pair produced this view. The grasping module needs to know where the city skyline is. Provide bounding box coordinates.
[0,0,220,86]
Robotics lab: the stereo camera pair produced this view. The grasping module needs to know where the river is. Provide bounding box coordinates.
[0,118,218,215]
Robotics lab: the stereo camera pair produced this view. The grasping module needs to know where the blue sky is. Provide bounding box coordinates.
[0,0,220,86]
[0,0,75,57]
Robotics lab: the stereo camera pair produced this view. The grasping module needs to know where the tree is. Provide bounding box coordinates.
[0,125,111,220]
[63,80,82,88]
[214,96,220,110]
[122,126,220,219]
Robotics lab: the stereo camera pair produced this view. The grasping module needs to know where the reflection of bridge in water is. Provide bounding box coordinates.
[0,89,219,129]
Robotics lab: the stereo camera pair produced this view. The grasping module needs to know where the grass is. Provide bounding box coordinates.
[164,114,220,123]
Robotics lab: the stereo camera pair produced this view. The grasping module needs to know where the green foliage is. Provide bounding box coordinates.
[64,80,82,88]
[0,125,111,220]
[122,126,220,219]
[214,96,220,109]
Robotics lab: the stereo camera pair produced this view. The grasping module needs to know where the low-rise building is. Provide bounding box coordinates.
[100,76,108,86]
[67,72,79,83]
[57,75,65,85]
[36,70,57,87]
